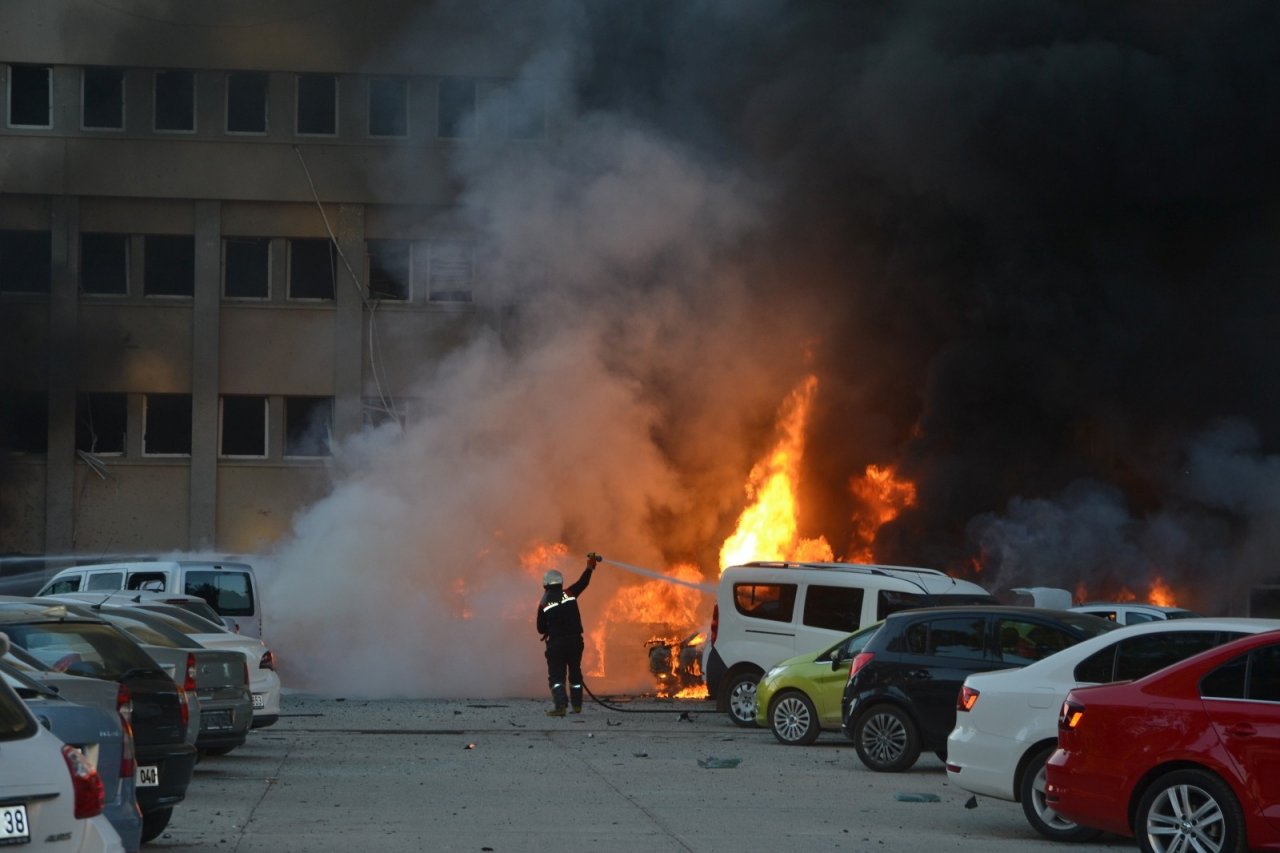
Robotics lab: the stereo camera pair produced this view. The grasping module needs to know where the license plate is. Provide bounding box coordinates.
[252,693,266,709]
[201,710,234,732]
[136,765,159,787]
[0,805,29,844]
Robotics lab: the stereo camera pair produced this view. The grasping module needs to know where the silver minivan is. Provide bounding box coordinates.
[37,560,263,638]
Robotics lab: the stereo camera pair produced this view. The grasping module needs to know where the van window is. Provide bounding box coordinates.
[185,570,254,616]
[126,572,168,591]
[733,583,796,623]
[85,571,123,591]
[803,585,864,632]
[875,590,927,620]
[44,576,82,594]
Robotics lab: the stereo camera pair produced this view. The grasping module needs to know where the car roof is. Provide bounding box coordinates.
[882,605,1091,620]
[722,561,990,594]
[0,599,110,626]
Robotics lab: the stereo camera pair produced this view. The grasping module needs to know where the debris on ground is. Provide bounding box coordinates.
[894,792,940,802]
[697,756,741,769]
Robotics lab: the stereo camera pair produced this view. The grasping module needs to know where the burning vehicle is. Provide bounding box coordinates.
[645,631,706,698]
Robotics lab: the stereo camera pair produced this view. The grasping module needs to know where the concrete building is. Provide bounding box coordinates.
[0,2,544,558]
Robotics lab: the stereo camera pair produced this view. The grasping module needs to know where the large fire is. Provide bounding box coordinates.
[1073,572,1179,608]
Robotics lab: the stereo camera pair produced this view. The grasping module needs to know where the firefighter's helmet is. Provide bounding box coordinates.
[542,569,564,587]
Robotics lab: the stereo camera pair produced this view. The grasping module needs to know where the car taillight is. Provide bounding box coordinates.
[1059,698,1085,730]
[259,650,276,671]
[184,652,198,692]
[710,605,719,647]
[177,685,190,729]
[847,651,874,683]
[62,744,105,819]
[116,684,136,778]
[957,686,980,712]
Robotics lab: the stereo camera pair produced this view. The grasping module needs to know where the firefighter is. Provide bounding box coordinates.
[537,552,600,716]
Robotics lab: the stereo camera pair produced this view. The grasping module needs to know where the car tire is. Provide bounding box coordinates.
[1019,744,1101,842]
[853,704,920,772]
[768,690,820,745]
[722,670,761,728]
[141,807,173,844]
[1135,768,1247,853]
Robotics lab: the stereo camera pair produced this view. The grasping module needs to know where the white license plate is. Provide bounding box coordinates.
[136,765,160,787]
[0,804,29,843]
[252,693,266,709]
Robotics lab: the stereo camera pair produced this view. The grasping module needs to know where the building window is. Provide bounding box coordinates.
[144,235,194,296]
[7,64,51,128]
[0,391,47,453]
[0,230,51,293]
[154,70,195,132]
[438,77,476,139]
[368,76,408,137]
[220,395,267,457]
[226,71,267,134]
[82,67,125,130]
[285,396,332,457]
[296,74,336,135]
[143,393,192,455]
[363,396,415,431]
[223,236,270,298]
[428,240,473,302]
[80,233,129,295]
[506,84,545,140]
[76,392,126,455]
[367,239,410,300]
[288,239,335,300]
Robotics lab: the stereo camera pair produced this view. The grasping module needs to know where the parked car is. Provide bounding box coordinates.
[0,632,123,853]
[1047,630,1280,852]
[755,621,883,745]
[840,606,1117,772]
[0,601,197,843]
[1071,601,1202,624]
[705,561,995,725]
[946,617,1280,841]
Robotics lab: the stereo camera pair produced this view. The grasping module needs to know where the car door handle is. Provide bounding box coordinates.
[1223,723,1256,738]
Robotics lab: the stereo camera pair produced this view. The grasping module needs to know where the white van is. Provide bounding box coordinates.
[36,560,263,638]
[705,561,995,725]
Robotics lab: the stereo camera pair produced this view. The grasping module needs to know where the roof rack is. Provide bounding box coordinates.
[736,560,950,578]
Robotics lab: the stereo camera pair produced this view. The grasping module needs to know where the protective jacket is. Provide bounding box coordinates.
[537,564,593,638]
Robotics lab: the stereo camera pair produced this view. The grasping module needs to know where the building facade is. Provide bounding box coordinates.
[0,2,542,557]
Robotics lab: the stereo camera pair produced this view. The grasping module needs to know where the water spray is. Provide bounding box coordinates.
[594,555,717,594]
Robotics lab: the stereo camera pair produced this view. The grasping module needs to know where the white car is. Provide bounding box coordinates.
[1070,601,1201,624]
[0,633,123,853]
[946,617,1280,841]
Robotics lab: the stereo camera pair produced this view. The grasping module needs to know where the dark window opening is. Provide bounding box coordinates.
[83,67,125,129]
[144,234,194,296]
[285,396,333,457]
[438,77,476,139]
[296,74,336,135]
[76,392,126,455]
[1202,655,1248,700]
[80,233,129,295]
[8,64,51,127]
[367,239,410,300]
[875,590,928,620]
[220,395,267,457]
[0,391,47,453]
[226,71,267,133]
[223,236,270,298]
[428,240,472,302]
[155,70,195,131]
[143,393,192,455]
[0,230,51,293]
[369,76,408,137]
[732,583,797,624]
[506,85,545,140]
[184,570,254,616]
[289,239,336,299]
[802,585,865,632]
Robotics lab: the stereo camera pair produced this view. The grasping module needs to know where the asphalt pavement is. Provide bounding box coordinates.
[153,693,1133,853]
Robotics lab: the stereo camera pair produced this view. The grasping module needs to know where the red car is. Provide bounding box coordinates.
[1045,629,1280,852]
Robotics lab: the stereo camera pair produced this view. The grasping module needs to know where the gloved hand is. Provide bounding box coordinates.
[586,551,602,567]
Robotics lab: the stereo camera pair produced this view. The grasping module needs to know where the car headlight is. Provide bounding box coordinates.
[765,666,785,680]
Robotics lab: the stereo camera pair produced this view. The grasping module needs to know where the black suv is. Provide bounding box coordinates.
[840,606,1116,772]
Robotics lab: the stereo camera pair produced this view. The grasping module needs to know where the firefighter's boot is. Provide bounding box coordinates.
[570,683,583,713]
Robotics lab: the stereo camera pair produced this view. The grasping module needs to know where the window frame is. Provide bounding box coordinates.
[142,393,193,457]
[153,69,196,133]
[287,238,337,301]
[284,395,334,458]
[222,236,271,300]
[366,238,411,301]
[81,66,126,131]
[368,76,409,138]
[225,70,268,135]
[295,73,338,137]
[79,233,131,296]
[75,392,127,456]
[7,63,52,129]
[218,395,269,459]
[143,234,195,298]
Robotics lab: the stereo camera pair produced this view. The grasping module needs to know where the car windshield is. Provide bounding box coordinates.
[3,620,160,680]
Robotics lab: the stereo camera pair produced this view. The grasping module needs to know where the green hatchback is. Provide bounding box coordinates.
[755,621,884,745]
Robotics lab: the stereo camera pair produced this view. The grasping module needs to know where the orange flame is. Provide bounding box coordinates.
[519,540,568,581]
[847,463,917,562]
[587,562,706,679]
[1148,574,1177,607]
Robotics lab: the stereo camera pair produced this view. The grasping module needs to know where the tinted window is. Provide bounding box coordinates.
[1114,632,1227,681]
[1247,644,1280,702]
[876,590,927,620]
[1126,611,1158,625]
[184,570,255,617]
[126,572,168,591]
[1074,645,1117,683]
[733,583,796,624]
[1202,655,1248,700]
[85,571,123,591]
[803,585,864,632]
[905,617,987,659]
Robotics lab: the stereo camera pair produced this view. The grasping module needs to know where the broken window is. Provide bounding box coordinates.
[154,70,195,132]
[285,396,332,457]
[367,239,410,300]
[368,76,408,137]
[0,390,47,453]
[80,233,129,295]
[428,240,473,302]
[296,74,336,135]
[288,238,335,300]
[75,392,126,455]
[8,64,51,128]
[0,230,51,293]
[82,67,125,130]
[144,234,194,296]
[143,393,192,455]
[438,77,477,139]
[363,396,415,430]
[224,236,270,298]
[226,71,267,133]
[220,395,267,457]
